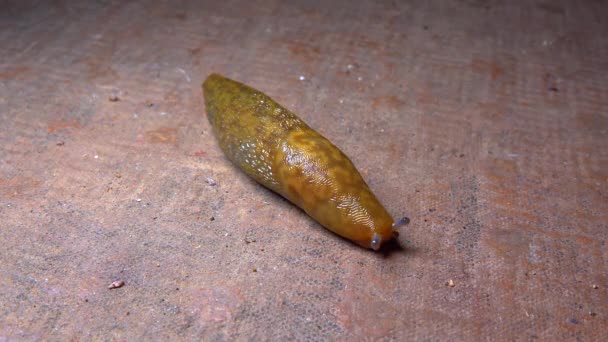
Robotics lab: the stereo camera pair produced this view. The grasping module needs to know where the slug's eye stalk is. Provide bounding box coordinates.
[392,216,410,230]
[370,233,382,251]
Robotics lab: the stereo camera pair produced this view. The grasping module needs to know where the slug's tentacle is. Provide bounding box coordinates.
[370,233,383,251]
[392,216,410,229]
[203,74,406,250]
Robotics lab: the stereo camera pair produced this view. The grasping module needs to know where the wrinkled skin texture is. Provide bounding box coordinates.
[203,74,396,250]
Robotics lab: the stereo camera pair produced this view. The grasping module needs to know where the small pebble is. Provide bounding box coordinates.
[299,75,306,81]
[592,284,599,289]
[108,280,125,289]
[206,178,217,186]
[56,141,65,146]
[109,95,120,102]
[447,279,455,287]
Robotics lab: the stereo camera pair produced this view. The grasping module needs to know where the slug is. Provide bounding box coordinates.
[203,74,408,250]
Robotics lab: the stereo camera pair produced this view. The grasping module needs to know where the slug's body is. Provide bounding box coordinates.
[203,74,405,250]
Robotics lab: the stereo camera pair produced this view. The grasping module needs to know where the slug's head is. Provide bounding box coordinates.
[331,190,410,251]
[368,216,410,251]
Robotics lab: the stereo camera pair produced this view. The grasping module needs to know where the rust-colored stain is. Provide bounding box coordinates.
[84,57,118,81]
[413,83,438,109]
[47,119,82,132]
[484,228,528,260]
[387,142,400,160]
[0,65,30,79]
[336,288,399,337]
[476,102,505,121]
[346,33,381,51]
[485,158,519,182]
[576,110,607,134]
[471,59,504,81]
[288,44,321,58]
[192,150,207,157]
[185,286,242,323]
[0,176,40,197]
[145,127,178,144]
[188,46,202,56]
[371,95,406,110]
[537,2,565,15]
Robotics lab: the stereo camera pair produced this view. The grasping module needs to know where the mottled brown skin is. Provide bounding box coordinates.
[203,74,396,250]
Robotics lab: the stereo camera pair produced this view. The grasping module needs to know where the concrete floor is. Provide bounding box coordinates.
[1,0,607,340]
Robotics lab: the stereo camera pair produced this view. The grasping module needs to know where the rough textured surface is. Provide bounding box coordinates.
[1,0,606,340]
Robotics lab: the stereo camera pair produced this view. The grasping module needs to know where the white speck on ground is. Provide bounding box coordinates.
[176,67,191,82]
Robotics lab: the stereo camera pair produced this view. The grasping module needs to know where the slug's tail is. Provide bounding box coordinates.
[202,73,228,124]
